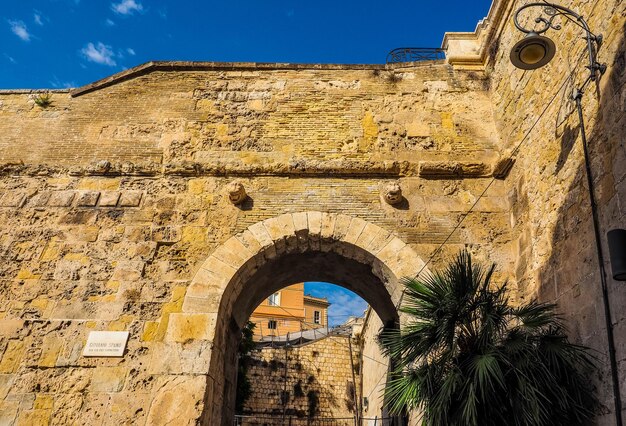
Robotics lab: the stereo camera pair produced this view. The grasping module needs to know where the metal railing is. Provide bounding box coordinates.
[234,415,398,426]
[233,414,357,425]
[386,48,445,64]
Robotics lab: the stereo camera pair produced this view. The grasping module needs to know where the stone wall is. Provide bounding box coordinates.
[243,335,359,424]
[359,310,388,421]
[480,0,626,423]
[0,60,513,425]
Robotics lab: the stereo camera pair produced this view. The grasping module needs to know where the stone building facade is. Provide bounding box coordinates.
[0,0,624,424]
[243,335,359,424]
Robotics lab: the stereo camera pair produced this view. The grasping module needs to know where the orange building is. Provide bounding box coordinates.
[249,283,330,341]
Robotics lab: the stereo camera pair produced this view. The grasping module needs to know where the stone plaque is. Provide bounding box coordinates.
[83,331,129,357]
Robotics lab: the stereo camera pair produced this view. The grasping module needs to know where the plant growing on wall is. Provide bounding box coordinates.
[235,321,256,414]
[379,250,597,426]
[33,93,53,108]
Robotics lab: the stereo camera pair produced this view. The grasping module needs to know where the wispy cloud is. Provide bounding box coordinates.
[50,76,76,88]
[105,18,115,27]
[111,0,143,15]
[126,47,135,56]
[305,283,368,326]
[4,54,17,64]
[81,42,116,66]
[33,10,48,26]
[9,20,31,41]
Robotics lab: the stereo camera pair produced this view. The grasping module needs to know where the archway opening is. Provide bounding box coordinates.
[208,249,401,425]
[239,281,372,424]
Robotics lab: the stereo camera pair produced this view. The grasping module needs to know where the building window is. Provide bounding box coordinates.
[314,311,321,324]
[268,320,277,330]
[268,292,280,306]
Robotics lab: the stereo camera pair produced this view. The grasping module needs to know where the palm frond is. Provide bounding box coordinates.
[381,250,598,425]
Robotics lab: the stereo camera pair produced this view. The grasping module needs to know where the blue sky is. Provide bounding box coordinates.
[2,0,492,89]
[304,282,368,326]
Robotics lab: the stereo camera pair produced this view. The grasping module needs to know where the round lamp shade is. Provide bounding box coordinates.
[510,32,556,70]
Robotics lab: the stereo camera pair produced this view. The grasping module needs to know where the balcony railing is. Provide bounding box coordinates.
[386,47,445,64]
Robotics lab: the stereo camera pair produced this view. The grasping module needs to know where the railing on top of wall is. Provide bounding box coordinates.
[386,47,445,64]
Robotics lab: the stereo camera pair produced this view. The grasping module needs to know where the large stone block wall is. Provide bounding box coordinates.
[243,335,359,424]
[483,0,626,423]
[0,61,513,425]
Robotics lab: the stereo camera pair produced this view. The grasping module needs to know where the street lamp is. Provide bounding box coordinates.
[509,3,620,426]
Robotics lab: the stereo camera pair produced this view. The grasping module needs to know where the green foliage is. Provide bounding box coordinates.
[235,321,256,414]
[34,93,53,108]
[379,250,598,426]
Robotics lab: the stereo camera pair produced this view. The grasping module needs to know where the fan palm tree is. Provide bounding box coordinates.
[379,250,597,426]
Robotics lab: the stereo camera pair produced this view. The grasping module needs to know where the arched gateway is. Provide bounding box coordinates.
[147,211,425,425]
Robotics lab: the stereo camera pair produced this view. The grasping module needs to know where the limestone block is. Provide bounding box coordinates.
[90,367,127,393]
[145,375,206,425]
[148,342,182,375]
[165,313,215,342]
[0,400,19,425]
[0,191,25,207]
[98,191,120,207]
[16,409,51,426]
[118,191,143,207]
[0,340,25,373]
[76,191,100,207]
[111,261,145,282]
[179,340,212,374]
[47,191,75,207]
[107,392,150,425]
[406,122,431,138]
[77,178,121,191]
[151,226,181,243]
[0,374,16,400]
[38,336,62,368]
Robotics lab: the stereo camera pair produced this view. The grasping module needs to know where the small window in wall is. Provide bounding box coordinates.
[268,292,281,306]
[268,320,277,330]
[314,311,321,324]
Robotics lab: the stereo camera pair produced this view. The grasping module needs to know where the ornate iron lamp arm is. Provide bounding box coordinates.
[510,3,619,426]
[513,2,605,85]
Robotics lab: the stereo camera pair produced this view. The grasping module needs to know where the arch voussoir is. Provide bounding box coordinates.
[247,221,277,259]
[181,211,429,425]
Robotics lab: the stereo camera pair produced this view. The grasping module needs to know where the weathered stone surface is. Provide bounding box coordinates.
[145,375,205,425]
[0,2,622,423]
[244,335,360,421]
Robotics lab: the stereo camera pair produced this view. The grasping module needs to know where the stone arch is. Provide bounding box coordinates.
[160,211,426,425]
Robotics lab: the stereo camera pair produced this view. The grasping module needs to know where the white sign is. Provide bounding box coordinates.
[83,331,129,357]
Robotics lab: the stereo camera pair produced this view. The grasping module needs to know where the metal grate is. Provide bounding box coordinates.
[386,48,445,64]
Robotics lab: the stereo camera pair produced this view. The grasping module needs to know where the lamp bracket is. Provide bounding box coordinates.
[513,1,606,87]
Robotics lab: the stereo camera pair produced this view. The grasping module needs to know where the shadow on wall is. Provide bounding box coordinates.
[242,345,357,425]
[536,22,626,421]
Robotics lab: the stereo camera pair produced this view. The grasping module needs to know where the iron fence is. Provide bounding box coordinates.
[234,415,398,426]
[386,48,445,64]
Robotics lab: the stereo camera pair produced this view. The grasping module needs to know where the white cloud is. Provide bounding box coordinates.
[126,47,135,56]
[9,20,31,41]
[50,76,76,88]
[4,54,16,64]
[111,0,143,15]
[81,42,116,66]
[34,12,44,26]
[105,18,115,26]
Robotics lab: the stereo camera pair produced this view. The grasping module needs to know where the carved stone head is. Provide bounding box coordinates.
[94,160,111,173]
[383,181,403,205]
[226,181,247,205]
